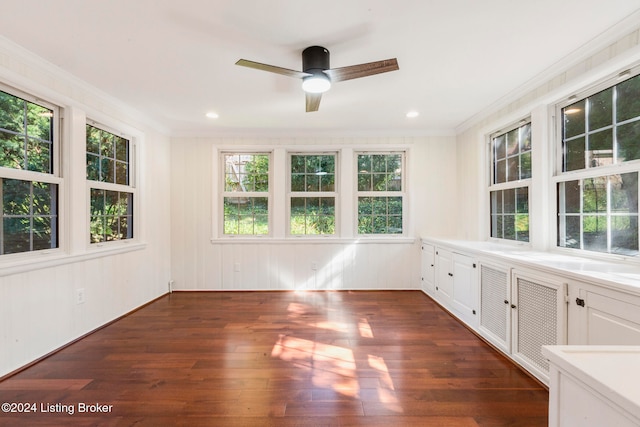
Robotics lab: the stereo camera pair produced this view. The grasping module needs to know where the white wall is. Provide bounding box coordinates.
[170,136,457,290]
[0,38,171,377]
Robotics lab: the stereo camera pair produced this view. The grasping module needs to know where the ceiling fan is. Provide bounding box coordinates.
[235,46,399,112]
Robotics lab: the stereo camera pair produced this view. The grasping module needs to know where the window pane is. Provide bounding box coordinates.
[290,197,335,235]
[491,190,503,214]
[358,196,402,234]
[583,215,608,253]
[493,134,506,160]
[358,154,401,192]
[490,187,529,242]
[520,152,532,179]
[588,87,613,131]
[87,125,130,185]
[583,177,607,213]
[611,216,638,255]
[90,189,134,242]
[617,120,640,163]
[563,100,586,139]
[611,173,638,213]
[2,178,58,254]
[587,129,613,168]
[503,215,515,240]
[564,137,585,171]
[224,154,269,193]
[503,189,515,214]
[0,90,25,133]
[506,128,519,156]
[557,173,639,255]
[495,159,506,184]
[0,91,53,174]
[223,197,268,235]
[616,74,640,123]
[558,215,581,249]
[560,180,581,213]
[507,157,519,182]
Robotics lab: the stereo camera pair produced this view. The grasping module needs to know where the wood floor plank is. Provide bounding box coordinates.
[0,291,548,426]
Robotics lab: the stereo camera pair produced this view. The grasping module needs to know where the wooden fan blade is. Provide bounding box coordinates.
[324,58,398,82]
[306,92,322,112]
[235,59,311,79]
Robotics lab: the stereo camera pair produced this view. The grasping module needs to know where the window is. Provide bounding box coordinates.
[0,88,59,255]
[222,153,269,235]
[557,72,640,256]
[289,153,336,235]
[489,122,531,242]
[86,124,134,243]
[357,153,404,235]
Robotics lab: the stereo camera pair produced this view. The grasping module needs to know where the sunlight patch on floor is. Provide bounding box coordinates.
[271,334,360,397]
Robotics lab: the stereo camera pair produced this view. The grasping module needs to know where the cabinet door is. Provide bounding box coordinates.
[421,243,435,294]
[479,262,511,353]
[512,271,566,384]
[577,287,640,345]
[435,248,454,304]
[451,253,478,327]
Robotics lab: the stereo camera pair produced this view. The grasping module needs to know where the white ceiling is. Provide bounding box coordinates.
[1,0,639,137]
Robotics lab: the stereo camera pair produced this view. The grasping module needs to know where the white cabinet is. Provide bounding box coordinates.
[478,261,511,354]
[421,237,640,386]
[420,242,435,295]
[451,253,478,327]
[511,269,567,383]
[478,263,567,383]
[569,282,640,345]
[435,248,454,303]
[433,247,478,328]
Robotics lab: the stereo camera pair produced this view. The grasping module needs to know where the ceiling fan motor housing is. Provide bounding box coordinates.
[302,46,330,75]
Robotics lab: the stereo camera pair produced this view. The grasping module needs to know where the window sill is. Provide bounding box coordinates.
[211,236,416,245]
[0,241,147,277]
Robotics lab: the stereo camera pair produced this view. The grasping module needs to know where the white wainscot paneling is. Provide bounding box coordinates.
[200,241,420,291]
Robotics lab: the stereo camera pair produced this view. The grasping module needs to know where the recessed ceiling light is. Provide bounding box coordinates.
[206,112,219,119]
[406,111,419,118]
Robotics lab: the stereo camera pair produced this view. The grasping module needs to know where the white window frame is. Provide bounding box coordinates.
[85,120,137,247]
[287,151,338,237]
[219,151,272,238]
[553,66,640,260]
[488,120,532,243]
[0,83,63,260]
[355,151,406,236]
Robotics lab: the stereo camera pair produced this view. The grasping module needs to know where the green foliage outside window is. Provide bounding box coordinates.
[0,90,53,173]
[0,89,57,255]
[559,73,640,256]
[86,125,129,184]
[90,189,133,243]
[290,154,336,235]
[357,154,403,235]
[224,154,270,235]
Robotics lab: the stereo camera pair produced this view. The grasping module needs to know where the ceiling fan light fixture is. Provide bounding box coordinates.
[302,75,331,94]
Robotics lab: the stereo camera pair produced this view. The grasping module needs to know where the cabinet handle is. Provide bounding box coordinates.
[511,304,517,309]
[576,298,585,307]
[504,300,509,304]
[448,273,453,277]
[430,264,434,267]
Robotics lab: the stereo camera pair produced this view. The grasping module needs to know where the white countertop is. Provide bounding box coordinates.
[542,345,640,421]
[422,237,640,294]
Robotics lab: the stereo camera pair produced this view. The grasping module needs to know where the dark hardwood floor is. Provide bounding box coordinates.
[0,291,548,426]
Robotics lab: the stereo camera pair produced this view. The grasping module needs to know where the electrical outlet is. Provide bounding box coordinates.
[311,261,318,271]
[76,288,85,305]
[234,262,240,272]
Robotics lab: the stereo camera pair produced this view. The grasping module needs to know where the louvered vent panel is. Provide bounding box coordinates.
[480,265,508,341]
[516,278,558,372]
